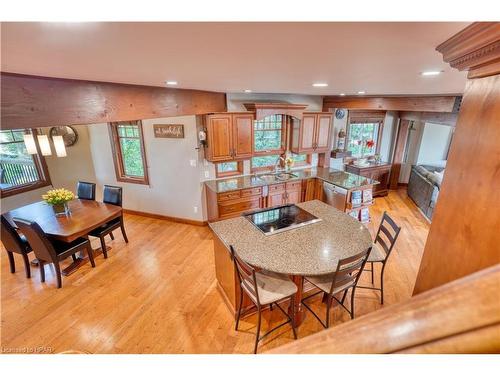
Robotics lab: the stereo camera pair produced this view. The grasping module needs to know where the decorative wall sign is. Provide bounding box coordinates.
[153,124,184,139]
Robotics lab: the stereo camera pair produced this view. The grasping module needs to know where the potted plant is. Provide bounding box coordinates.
[42,188,75,216]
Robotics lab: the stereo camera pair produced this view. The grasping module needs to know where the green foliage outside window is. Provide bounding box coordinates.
[254,115,283,152]
[252,155,280,168]
[117,124,145,177]
[347,123,378,157]
[291,154,307,164]
[217,162,239,173]
[0,129,40,187]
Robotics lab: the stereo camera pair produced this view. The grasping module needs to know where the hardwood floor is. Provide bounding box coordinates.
[0,189,429,354]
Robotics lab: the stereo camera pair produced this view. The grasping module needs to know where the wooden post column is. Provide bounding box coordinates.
[413,22,500,294]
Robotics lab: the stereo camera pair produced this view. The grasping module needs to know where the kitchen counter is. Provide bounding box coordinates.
[209,200,373,276]
[204,167,379,194]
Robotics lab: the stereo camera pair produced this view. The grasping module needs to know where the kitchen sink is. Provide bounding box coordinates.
[256,172,298,183]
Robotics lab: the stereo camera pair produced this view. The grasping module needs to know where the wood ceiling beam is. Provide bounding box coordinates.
[0,72,227,130]
[399,111,459,126]
[322,95,461,113]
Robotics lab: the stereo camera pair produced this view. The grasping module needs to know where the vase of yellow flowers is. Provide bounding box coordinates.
[284,156,294,172]
[42,188,75,216]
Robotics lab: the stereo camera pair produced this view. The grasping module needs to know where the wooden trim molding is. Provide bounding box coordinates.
[108,121,150,185]
[413,23,500,295]
[215,161,244,178]
[0,72,227,130]
[268,264,500,354]
[123,209,207,226]
[436,22,500,79]
[243,102,309,120]
[0,128,52,198]
[323,95,460,113]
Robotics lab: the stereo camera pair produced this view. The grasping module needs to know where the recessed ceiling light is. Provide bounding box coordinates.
[339,93,346,96]
[357,91,366,95]
[244,89,252,93]
[166,81,178,85]
[421,71,442,76]
[312,83,328,87]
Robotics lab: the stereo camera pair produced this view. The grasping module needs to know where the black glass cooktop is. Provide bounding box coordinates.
[244,204,321,236]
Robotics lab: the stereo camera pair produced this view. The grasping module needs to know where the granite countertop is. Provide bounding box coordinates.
[346,161,391,169]
[209,200,373,276]
[204,167,378,194]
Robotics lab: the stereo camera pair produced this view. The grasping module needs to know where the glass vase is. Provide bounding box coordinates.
[52,202,70,216]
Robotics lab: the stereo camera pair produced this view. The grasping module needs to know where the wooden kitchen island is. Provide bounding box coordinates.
[209,200,373,327]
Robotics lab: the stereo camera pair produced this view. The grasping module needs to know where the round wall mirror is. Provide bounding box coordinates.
[49,126,79,147]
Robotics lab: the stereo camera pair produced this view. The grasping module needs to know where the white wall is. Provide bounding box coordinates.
[417,122,454,165]
[329,108,348,170]
[89,115,210,221]
[44,125,97,191]
[1,125,97,213]
[379,111,397,163]
[399,121,425,183]
[226,93,323,112]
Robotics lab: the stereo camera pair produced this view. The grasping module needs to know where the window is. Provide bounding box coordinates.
[0,129,51,197]
[253,115,285,154]
[252,115,286,171]
[251,155,281,172]
[215,161,243,178]
[109,121,149,185]
[347,122,380,158]
[290,153,310,167]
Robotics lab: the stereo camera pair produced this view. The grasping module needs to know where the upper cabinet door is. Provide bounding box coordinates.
[206,114,233,161]
[315,114,332,151]
[232,113,254,159]
[300,114,317,152]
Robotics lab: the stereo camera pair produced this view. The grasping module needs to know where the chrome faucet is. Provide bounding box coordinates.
[274,156,285,173]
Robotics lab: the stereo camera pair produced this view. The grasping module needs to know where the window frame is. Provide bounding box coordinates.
[346,121,384,157]
[251,154,282,173]
[253,114,286,156]
[250,153,312,173]
[215,161,244,178]
[291,153,312,167]
[0,128,51,198]
[108,121,150,185]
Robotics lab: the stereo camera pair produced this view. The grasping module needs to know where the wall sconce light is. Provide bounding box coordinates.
[53,135,67,157]
[23,133,38,154]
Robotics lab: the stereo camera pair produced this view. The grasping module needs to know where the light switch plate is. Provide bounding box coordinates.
[190,159,197,167]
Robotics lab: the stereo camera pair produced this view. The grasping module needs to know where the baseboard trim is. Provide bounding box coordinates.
[123,209,207,226]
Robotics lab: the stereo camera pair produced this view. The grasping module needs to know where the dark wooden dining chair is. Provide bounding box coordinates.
[230,245,297,354]
[1,215,33,278]
[357,211,401,304]
[13,218,95,288]
[77,181,96,200]
[88,185,128,258]
[302,247,372,328]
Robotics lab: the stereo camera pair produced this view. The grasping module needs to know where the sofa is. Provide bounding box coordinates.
[407,164,445,221]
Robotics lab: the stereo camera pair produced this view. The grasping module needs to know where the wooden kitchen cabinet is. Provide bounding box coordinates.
[345,163,391,197]
[290,112,333,154]
[205,112,254,162]
[267,181,302,207]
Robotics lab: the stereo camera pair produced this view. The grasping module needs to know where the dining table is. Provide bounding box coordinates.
[4,199,122,275]
[209,200,373,327]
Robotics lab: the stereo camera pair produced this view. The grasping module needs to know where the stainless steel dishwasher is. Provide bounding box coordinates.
[322,181,348,211]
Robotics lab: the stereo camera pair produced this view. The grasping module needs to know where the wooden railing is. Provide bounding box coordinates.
[268,264,500,353]
[0,159,39,186]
